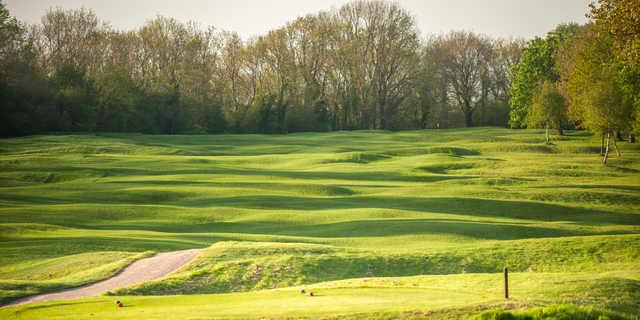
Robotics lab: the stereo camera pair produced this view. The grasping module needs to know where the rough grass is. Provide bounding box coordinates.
[112,235,640,296]
[473,304,631,320]
[0,128,639,318]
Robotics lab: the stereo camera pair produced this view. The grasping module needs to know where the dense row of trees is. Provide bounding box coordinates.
[1,0,638,148]
[508,0,639,163]
[0,0,522,135]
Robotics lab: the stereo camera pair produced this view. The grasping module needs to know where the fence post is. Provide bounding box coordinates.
[503,267,509,299]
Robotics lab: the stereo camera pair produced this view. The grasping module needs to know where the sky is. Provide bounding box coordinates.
[6,0,592,40]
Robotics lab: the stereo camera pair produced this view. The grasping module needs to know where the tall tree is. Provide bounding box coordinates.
[509,24,580,128]
[36,7,107,75]
[564,26,633,164]
[220,31,245,130]
[527,81,567,142]
[50,62,97,131]
[0,1,52,135]
[437,31,492,127]
[1,0,528,135]
[589,0,640,139]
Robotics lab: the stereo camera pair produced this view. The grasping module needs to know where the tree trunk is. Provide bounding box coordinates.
[545,125,550,143]
[279,103,288,134]
[480,80,487,125]
[629,133,636,143]
[369,102,376,130]
[342,102,348,130]
[460,98,473,127]
[600,132,605,155]
[602,131,611,165]
[465,113,472,127]
[613,137,621,157]
[379,102,386,130]
[420,102,429,129]
[557,121,563,136]
[277,87,287,134]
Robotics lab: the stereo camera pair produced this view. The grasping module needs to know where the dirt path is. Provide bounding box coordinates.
[5,249,201,307]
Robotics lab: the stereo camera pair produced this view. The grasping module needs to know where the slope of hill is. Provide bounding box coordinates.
[0,128,638,318]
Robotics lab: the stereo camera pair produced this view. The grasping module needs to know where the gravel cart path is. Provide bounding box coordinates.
[4,249,201,307]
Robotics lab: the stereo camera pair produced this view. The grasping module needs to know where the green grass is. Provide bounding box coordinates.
[473,304,632,320]
[0,128,639,318]
[1,271,639,319]
[110,235,639,296]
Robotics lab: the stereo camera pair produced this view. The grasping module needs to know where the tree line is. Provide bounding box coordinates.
[0,0,521,135]
[1,0,638,148]
[509,0,639,163]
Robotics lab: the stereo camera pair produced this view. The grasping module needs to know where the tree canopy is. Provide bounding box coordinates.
[0,0,638,145]
[0,0,521,135]
[527,81,567,141]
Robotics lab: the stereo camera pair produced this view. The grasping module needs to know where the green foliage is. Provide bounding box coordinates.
[0,1,53,136]
[242,94,280,133]
[0,1,22,50]
[509,24,581,128]
[526,81,567,132]
[0,2,526,136]
[93,66,140,132]
[564,26,634,133]
[589,0,640,70]
[509,37,556,127]
[50,63,98,131]
[1,1,637,136]
[588,0,640,136]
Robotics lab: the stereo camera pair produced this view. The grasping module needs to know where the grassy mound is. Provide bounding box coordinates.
[418,162,475,174]
[111,235,640,296]
[325,152,392,164]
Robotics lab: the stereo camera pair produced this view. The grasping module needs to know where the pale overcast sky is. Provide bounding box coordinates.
[6,0,592,40]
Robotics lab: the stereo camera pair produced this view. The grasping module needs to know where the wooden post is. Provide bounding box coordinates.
[503,267,509,299]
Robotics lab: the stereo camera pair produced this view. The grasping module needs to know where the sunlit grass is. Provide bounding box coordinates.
[0,128,639,318]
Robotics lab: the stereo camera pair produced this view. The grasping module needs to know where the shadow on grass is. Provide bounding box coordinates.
[533,184,640,192]
[103,218,631,240]
[1,195,637,238]
[0,237,206,260]
[2,165,474,184]
[175,196,640,226]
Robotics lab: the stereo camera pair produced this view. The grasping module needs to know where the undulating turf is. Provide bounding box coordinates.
[0,128,639,318]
